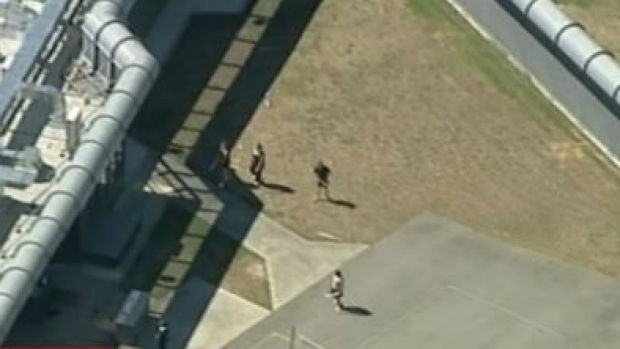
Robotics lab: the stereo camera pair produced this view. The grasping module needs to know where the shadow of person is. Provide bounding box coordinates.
[260,181,295,193]
[327,198,357,209]
[342,305,372,316]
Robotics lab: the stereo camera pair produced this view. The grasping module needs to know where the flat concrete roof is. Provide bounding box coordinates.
[225,214,620,349]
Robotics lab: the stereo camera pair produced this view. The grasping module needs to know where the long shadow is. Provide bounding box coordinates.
[188,0,324,172]
[123,0,323,348]
[343,305,372,316]
[122,198,201,291]
[129,13,249,152]
[6,189,189,346]
[127,0,170,39]
[169,1,323,348]
[259,181,295,193]
[496,0,620,118]
[328,198,357,209]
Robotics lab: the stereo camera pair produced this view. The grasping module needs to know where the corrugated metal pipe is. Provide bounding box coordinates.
[0,0,158,340]
[508,0,620,104]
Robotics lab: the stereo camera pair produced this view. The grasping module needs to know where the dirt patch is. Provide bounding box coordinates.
[229,0,620,276]
[191,229,272,310]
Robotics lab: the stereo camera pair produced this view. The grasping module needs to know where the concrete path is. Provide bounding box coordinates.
[225,214,620,349]
[185,281,270,349]
[146,154,366,348]
[447,0,620,166]
[139,3,365,345]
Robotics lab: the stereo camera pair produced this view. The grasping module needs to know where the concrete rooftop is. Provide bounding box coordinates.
[226,214,620,349]
[0,0,103,275]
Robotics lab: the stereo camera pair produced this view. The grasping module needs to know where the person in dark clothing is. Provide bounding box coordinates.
[155,319,168,349]
[250,143,266,185]
[313,160,331,201]
[210,140,231,187]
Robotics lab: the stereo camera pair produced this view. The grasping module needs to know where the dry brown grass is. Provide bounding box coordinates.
[228,0,620,276]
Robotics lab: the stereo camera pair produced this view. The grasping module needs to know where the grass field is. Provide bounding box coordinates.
[126,0,620,315]
[409,0,576,136]
[229,0,620,276]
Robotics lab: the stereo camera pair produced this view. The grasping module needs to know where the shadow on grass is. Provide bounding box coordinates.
[124,0,324,348]
[343,305,372,316]
[123,199,201,291]
[259,181,295,193]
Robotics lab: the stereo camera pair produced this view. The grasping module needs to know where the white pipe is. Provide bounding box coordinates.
[508,0,620,100]
[0,0,158,340]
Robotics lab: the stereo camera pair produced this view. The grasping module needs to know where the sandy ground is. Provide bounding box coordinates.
[230,0,620,276]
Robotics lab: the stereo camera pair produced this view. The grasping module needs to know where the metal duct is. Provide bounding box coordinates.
[511,0,537,14]
[555,26,606,70]
[0,0,158,340]
[507,0,620,103]
[526,0,575,43]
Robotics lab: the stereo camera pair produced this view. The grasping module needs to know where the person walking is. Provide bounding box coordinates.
[210,140,231,187]
[313,160,331,201]
[155,319,169,349]
[250,143,266,185]
[325,270,345,311]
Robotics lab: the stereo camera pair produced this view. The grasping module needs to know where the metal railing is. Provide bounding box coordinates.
[0,0,83,135]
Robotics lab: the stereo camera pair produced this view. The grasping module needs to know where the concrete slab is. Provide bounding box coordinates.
[187,284,270,349]
[144,154,367,348]
[225,214,620,349]
[244,214,366,308]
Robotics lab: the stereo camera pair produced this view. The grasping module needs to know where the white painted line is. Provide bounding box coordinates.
[271,331,328,349]
[446,284,566,339]
[264,257,278,310]
[299,333,328,349]
[317,231,342,242]
[444,0,493,42]
[248,332,287,349]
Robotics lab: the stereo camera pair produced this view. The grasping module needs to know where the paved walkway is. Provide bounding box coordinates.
[225,214,620,349]
[137,1,366,346]
[146,154,366,348]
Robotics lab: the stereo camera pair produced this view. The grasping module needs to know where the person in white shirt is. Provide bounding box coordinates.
[156,319,168,349]
[326,270,345,311]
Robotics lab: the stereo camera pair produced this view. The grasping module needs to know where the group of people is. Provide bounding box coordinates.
[210,141,346,310]
[209,141,266,188]
[210,140,333,202]
[155,145,347,346]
